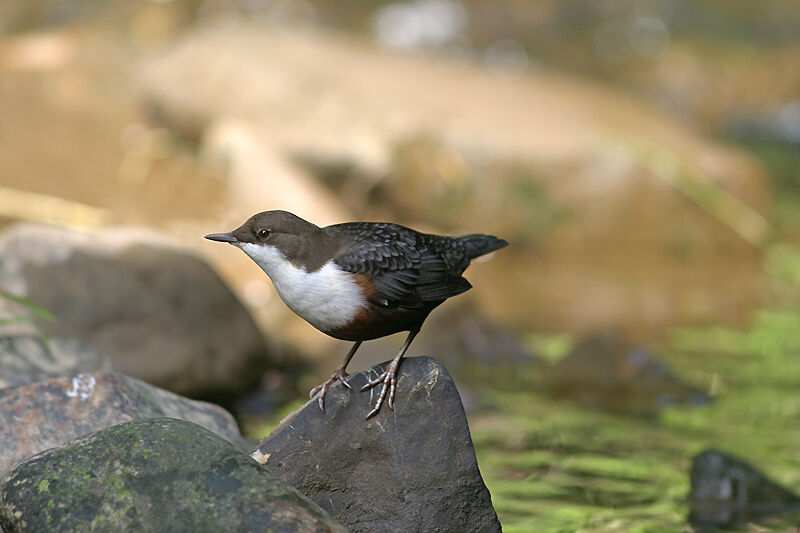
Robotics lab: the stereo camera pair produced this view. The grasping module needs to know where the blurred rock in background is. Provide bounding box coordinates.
[541,330,711,416]
[0,224,277,401]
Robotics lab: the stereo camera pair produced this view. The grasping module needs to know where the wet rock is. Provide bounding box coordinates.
[542,332,711,415]
[255,356,501,533]
[0,418,346,533]
[0,223,271,399]
[0,371,245,475]
[0,335,111,389]
[689,449,800,528]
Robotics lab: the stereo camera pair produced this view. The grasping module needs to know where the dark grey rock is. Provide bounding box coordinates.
[255,356,501,533]
[0,418,347,533]
[689,449,800,528]
[542,331,711,415]
[0,224,272,399]
[0,335,111,390]
[0,371,245,475]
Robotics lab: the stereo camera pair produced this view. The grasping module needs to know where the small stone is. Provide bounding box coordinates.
[250,450,270,465]
[689,449,800,528]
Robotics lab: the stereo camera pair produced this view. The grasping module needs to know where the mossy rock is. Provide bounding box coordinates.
[0,418,345,533]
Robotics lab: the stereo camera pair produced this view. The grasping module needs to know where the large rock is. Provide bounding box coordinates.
[542,331,711,415]
[0,371,245,475]
[689,449,800,528]
[0,335,111,389]
[0,223,271,399]
[255,356,501,533]
[0,418,346,533]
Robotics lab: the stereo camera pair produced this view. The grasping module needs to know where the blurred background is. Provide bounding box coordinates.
[1,0,799,531]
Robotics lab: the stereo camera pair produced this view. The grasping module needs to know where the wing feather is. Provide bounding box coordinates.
[330,224,472,308]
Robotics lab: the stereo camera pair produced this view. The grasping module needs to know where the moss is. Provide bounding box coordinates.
[1,419,344,532]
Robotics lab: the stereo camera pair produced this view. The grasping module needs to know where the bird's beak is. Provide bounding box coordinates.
[205,232,238,243]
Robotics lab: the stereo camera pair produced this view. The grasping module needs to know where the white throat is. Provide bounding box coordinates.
[238,243,365,332]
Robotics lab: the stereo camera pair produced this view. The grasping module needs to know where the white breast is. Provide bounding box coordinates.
[238,243,365,332]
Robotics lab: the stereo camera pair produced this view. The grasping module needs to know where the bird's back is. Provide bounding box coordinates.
[325,221,506,310]
[328,222,501,273]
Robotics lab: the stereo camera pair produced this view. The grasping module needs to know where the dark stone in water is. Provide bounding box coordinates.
[0,418,346,533]
[689,449,800,528]
[542,331,711,415]
[255,356,501,533]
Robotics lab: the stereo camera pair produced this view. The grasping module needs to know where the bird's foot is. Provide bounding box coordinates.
[309,368,352,411]
[360,360,400,419]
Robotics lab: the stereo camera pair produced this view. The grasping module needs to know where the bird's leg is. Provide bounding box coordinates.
[309,341,362,411]
[361,328,419,419]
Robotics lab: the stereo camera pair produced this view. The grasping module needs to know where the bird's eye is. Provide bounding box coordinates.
[257,229,271,239]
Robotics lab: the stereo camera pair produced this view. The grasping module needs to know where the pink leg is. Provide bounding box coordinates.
[361,329,418,419]
[309,341,361,411]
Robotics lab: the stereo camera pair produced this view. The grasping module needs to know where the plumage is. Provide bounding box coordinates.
[205,210,508,418]
[327,222,500,311]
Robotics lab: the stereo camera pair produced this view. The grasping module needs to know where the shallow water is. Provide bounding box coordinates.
[468,262,800,531]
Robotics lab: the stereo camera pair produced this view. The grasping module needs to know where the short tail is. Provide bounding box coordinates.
[459,234,509,260]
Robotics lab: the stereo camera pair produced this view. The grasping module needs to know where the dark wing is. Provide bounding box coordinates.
[331,223,472,308]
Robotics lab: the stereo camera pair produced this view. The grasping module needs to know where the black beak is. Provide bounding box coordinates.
[205,232,238,243]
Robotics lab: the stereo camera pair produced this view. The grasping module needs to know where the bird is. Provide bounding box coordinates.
[205,210,508,418]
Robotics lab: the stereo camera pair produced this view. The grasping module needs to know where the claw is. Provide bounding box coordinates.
[361,361,399,419]
[359,329,418,419]
[308,368,351,412]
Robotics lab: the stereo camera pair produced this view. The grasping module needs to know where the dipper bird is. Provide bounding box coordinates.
[206,210,507,418]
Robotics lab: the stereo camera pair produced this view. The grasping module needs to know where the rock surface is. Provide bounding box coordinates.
[689,449,800,528]
[0,418,346,533]
[0,223,271,399]
[542,331,711,415]
[0,335,111,389]
[255,356,501,533]
[0,371,245,475]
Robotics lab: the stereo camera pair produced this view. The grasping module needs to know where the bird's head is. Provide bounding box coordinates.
[205,210,324,272]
